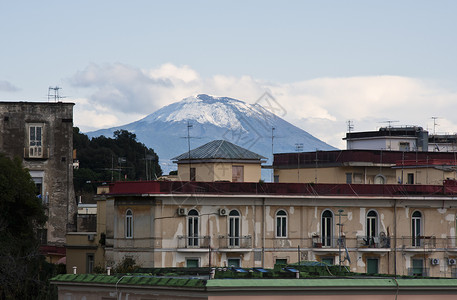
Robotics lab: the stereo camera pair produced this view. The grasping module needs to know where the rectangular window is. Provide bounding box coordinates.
[407,173,414,184]
[232,165,244,182]
[37,228,47,245]
[346,173,352,184]
[274,175,279,183]
[126,210,133,238]
[353,173,363,184]
[28,124,43,158]
[399,142,410,151]
[227,258,241,268]
[190,167,196,181]
[367,258,379,274]
[275,258,288,265]
[86,253,94,273]
[411,259,424,276]
[186,258,199,268]
[322,257,334,265]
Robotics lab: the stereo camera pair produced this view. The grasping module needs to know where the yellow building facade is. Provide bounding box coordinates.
[172,140,266,182]
[93,181,457,278]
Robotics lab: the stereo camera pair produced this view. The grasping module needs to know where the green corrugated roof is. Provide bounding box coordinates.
[51,274,457,289]
[172,140,266,161]
[50,274,205,288]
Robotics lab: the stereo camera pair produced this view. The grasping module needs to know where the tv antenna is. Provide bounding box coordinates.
[295,143,303,183]
[379,120,399,128]
[347,120,354,133]
[48,86,65,102]
[271,127,275,182]
[431,117,439,135]
[180,121,202,181]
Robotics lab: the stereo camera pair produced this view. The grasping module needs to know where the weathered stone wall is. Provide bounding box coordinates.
[0,101,76,246]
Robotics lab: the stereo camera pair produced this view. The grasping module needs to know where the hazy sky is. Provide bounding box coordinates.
[1,1,457,149]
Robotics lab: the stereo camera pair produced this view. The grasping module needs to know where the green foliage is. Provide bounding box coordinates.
[73,128,163,194]
[0,154,54,299]
[0,154,47,253]
[113,257,139,274]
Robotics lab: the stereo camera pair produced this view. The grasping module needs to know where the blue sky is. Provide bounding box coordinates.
[1,1,457,149]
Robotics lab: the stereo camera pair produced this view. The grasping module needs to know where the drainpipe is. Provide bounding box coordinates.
[262,197,266,268]
[394,199,397,277]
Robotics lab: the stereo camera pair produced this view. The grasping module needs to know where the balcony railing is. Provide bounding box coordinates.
[171,236,457,251]
[218,235,252,249]
[356,236,391,249]
[177,235,210,249]
[400,236,436,249]
[312,237,346,248]
[408,267,429,277]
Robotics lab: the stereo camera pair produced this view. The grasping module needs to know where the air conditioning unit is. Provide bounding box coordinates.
[87,234,95,241]
[448,258,457,265]
[430,258,440,265]
[177,208,187,216]
[219,208,228,216]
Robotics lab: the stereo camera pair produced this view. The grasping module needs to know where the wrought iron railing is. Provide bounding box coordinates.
[177,235,210,248]
[218,235,252,248]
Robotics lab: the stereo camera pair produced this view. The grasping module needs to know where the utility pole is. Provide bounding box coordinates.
[295,143,303,183]
[187,121,193,181]
[314,149,319,184]
[337,209,347,271]
[271,127,275,182]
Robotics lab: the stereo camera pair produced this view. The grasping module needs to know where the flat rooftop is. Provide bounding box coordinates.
[106,180,457,197]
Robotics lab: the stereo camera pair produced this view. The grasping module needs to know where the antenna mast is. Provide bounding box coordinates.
[187,121,193,181]
[48,86,64,102]
[346,120,354,133]
[295,143,303,183]
[271,127,275,182]
[431,116,439,135]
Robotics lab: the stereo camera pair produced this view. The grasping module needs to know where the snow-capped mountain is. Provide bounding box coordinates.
[87,94,337,176]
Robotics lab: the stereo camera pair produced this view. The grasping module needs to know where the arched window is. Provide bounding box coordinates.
[374,174,386,184]
[412,211,422,247]
[125,209,133,238]
[188,209,199,247]
[366,210,378,246]
[276,210,287,238]
[322,210,333,247]
[367,210,378,238]
[229,210,240,247]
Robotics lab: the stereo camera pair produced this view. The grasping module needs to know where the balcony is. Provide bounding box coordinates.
[177,235,210,252]
[356,235,391,251]
[311,236,348,251]
[400,236,436,251]
[218,235,252,251]
[24,146,49,159]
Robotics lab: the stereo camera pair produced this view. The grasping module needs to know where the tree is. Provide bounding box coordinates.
[0,154,51,299]
[73,128,162,197]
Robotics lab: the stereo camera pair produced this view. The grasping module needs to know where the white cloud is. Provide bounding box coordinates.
[68,63,457,149]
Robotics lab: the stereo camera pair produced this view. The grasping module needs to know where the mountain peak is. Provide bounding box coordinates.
[87,94,337,175]
[145,94,255,130]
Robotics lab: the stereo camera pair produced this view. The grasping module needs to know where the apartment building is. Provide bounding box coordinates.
[74,180,457,278]
[0,101,76,261]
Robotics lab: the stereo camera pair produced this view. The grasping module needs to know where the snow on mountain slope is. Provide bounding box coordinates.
[87,94,337,177]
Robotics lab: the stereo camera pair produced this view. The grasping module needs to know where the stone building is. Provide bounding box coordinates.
[0,101,76,260]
